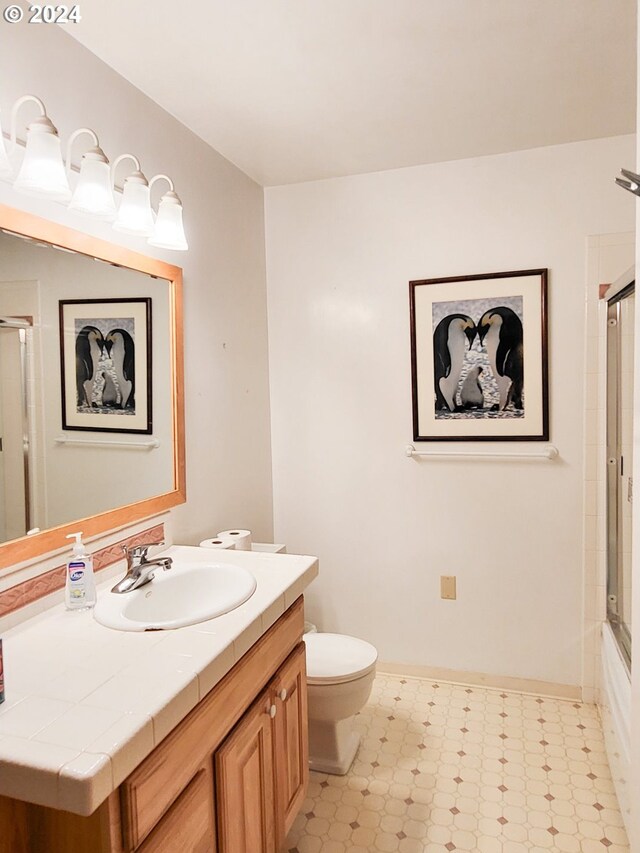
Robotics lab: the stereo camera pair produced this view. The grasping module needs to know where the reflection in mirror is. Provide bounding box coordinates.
[0,228,175,548]
[0,317,31,540]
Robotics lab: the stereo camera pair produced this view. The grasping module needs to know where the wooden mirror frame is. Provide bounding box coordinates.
[0,204,185,570]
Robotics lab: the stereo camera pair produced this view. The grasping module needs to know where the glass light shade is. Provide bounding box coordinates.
[68,148,116,220]
[113,172,155,236]
[13,116,71,201]
[148,191,188,251]
[0,112,11,178]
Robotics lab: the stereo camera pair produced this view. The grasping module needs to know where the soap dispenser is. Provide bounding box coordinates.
[65,532,96,611]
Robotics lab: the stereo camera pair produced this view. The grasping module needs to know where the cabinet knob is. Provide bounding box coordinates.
[278,688,287,702]
[269,704,277,718]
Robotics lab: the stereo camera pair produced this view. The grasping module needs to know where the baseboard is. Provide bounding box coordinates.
[377,660,581,701]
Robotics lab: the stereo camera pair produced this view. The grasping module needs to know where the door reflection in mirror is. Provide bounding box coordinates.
[0,317,33,540]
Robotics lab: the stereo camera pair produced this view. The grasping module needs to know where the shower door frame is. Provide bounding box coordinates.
[605,278,634,670]
[0,317,33,537]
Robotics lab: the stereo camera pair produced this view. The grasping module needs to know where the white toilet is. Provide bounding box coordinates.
[304,630,378,775]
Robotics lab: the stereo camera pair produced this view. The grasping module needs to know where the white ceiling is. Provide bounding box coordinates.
[66,0,637,187]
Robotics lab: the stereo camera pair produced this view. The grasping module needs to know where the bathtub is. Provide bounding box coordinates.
[599,621,631,832]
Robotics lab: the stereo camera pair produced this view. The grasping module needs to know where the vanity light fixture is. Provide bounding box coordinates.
[0,93,189,251]
[147,174,188,252]
[66,128,117,220]
[112,153,155,237]
[11,95,71,201]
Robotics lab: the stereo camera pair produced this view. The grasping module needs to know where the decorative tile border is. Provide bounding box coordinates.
[0,524,164,618]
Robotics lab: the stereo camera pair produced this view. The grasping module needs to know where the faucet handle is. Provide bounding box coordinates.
[122,541,164,565]
[121,544,139,569]
[122,544,147,561]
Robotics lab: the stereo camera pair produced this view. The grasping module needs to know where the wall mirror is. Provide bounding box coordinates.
[0,204,185,570]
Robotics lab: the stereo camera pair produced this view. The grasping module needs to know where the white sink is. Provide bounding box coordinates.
[94,547,257,631]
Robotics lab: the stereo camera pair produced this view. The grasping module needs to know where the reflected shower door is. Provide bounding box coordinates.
[0,323,30,540]
[606,286,634,668]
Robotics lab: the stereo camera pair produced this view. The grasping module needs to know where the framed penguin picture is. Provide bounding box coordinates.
[409,269,548,441]
[59,297,152,434]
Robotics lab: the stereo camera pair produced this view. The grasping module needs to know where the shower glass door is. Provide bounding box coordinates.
[606,285,634,669]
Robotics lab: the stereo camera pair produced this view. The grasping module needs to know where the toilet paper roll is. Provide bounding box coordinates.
[217,529,252,551]
[199,537,236,550]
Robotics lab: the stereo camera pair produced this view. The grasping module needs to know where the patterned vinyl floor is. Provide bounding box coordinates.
[286,674,629,853]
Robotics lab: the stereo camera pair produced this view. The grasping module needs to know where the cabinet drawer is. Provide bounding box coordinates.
[120,597,304,850]
[136,764,215,853]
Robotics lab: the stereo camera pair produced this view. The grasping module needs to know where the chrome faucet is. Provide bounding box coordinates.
[111,542,173,594]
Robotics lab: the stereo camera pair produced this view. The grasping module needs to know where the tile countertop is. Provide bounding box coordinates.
[0,545,318,816]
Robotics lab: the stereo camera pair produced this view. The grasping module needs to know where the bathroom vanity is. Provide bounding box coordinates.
[0,205,318,851]
[0,551,318,853]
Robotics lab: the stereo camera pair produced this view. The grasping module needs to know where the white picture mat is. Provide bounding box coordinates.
[414,275,544,438]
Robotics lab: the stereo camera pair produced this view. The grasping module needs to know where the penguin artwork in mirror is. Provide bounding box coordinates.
[410,269,548,441]
[75,325,135,411]
[59,298,152,434]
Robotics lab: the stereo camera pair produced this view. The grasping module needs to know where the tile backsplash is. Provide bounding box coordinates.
[0,516,170,631]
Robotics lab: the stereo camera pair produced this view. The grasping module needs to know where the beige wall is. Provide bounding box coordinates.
[265,135,635,688]
[0,22,274,552]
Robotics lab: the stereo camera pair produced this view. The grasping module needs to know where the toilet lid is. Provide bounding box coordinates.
[304,633,378,685]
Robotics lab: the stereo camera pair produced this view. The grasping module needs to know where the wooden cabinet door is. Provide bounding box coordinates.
[137,762,215,853]
[215,690,277,853]
[273,643,309,842]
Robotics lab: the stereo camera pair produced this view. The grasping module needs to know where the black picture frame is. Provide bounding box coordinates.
[59,298,152,434]
[409,269,548,442]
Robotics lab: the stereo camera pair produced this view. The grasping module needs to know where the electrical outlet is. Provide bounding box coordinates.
[441,575,456,600]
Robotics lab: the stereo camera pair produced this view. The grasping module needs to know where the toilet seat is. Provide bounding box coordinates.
[305,633,378,686]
